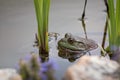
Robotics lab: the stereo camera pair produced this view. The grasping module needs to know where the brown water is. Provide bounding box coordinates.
[0,0,107,79]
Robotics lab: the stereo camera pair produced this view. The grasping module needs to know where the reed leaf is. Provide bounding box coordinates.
[34,0,50,54]
[107,0,120,51]
[116,0,120,46]
[108,0,116,46]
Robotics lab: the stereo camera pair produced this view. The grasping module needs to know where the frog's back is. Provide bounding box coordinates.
[74,36,98,51]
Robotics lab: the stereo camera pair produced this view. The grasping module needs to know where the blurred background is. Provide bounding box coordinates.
[0,0,106,79]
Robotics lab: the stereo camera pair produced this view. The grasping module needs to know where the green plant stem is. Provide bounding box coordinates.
[34,0,50,55]
[116,0,120,46]
[108,0,116,47]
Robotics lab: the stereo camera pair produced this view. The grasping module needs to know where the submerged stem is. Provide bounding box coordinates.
[102,17,108,49]
[80,0,88,39]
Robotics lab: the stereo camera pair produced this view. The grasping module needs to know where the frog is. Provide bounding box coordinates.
[58,33,98,53]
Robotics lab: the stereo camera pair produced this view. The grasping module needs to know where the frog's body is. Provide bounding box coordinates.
[58,33,98,53]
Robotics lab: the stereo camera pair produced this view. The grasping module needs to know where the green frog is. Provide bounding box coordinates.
[58,33,98,53]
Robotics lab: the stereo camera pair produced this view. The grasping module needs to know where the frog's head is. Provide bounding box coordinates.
[58,33,87,51]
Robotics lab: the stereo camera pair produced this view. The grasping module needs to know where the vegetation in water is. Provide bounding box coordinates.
[34,0,50,56]
[103,0,120,61]
[79,0,88,39]
[107,0,120,50]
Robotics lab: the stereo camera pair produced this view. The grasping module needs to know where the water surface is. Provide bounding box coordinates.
[0,0,106,79]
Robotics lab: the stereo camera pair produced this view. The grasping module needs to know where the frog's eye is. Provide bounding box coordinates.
[67,38,75,44]
[65,33,72,38]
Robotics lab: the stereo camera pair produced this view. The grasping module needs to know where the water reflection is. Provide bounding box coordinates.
[81,19,88,39]
[78,0,88,39]
[39,52,49,63]
[58,48,87,62]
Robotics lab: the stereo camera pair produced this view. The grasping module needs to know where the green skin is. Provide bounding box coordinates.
[58,33,87,51]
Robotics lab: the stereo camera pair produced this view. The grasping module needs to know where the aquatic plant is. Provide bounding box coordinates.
[34,0,50,55]
[107,0,120,49]
[79,0,88,39]
[104,0,120,60]
[17,53,56,80]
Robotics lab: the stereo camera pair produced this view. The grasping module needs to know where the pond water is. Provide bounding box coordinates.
[0,0,107,80]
